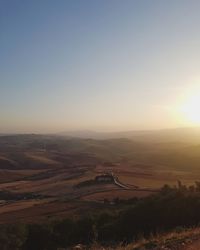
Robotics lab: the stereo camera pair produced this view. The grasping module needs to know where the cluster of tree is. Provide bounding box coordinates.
[3,182,200,249]
[0,191,45,201]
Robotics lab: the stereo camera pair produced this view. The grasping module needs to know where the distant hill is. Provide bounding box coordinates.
[2,130,200,171]
[59,127,200,143]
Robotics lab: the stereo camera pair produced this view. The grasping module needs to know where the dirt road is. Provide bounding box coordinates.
[183,240,200,250]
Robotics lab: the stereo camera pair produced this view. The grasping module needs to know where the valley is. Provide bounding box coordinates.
[0,133,200,224]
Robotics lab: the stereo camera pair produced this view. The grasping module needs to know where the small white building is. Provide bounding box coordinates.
[95,174,114,183]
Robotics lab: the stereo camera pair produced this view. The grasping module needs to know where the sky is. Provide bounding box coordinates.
[1,0,200,133]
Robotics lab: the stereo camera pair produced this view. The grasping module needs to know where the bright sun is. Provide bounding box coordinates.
[180,92,200,124]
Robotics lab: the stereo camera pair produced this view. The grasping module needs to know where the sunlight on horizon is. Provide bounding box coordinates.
[177,85,200,126]
[181,94,200,124]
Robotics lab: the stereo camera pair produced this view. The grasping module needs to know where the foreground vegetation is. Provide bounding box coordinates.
[2,182,200,249]
[89,227,200,249]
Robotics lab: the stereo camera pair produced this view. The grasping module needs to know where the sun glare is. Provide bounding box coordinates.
[180,92,200,124]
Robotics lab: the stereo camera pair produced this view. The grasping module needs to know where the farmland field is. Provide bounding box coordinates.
[0,133,200,224]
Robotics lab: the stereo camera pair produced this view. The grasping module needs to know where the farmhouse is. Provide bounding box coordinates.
[95,174,114,183]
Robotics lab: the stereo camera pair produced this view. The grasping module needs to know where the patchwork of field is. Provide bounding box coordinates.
[0,134,200,223]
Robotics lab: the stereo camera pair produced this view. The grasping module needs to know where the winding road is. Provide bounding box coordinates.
[113,176,130,189]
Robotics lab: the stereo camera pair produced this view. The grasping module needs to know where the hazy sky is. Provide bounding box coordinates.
[1,0,200,133]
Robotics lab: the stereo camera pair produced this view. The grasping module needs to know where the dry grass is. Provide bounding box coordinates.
[84,227,200,250]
